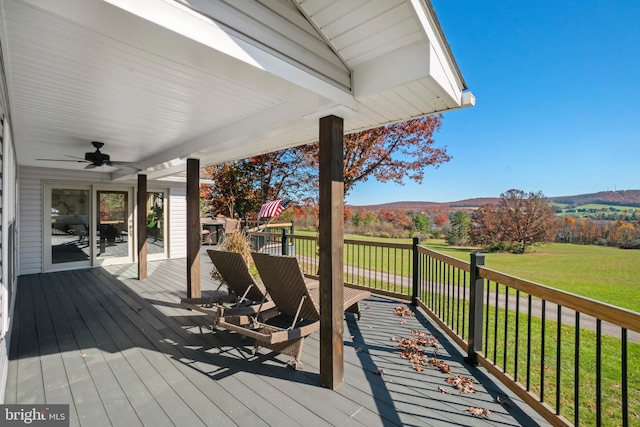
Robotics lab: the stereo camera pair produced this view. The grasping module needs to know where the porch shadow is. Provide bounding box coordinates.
[6,261,550,426]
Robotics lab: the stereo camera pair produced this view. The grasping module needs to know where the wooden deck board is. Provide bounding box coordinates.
[6,252,551,427]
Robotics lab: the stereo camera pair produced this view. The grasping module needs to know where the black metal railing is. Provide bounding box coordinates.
[247,230,639,427]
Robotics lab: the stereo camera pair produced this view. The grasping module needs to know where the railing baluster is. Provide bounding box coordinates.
[575,312,580,427]
[493,281,499,364]
[541,299,546,403]
[504,285,509,371]
[622,328,628,427]
[527,294,532,391]
[514,289,520,382]
[484,278,490,356]
[556,305,562,415]
[446,265,451,326]
[456,268,461,335]
[596,319,601,427]
[462,270,467,341]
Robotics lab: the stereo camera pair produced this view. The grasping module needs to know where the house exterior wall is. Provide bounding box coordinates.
[17,166,187,275]
[0,102,18,405]
[168,185,186,259]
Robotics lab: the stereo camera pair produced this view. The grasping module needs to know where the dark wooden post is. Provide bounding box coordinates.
[465,252,485,365]
[318,115,344,389]
[411,236,421,306]
[186,158,201,298]
[281,228,288,256]
[137,174,148,280]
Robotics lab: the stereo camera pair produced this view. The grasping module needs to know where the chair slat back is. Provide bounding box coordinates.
[207,250,266,302]
[251,253,320,321]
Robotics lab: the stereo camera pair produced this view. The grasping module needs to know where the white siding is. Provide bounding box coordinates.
[169,186,187,259]
[18,166,187,274]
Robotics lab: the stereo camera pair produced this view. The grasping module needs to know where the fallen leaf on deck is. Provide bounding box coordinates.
[79,353,88,358]
[393,306,415,317]
[438,386,449,394]
[373,369,385,376]
[496,396,513,407]
[467,407,491,419]
[446,375,476,393]
[412,365,423,372]
[355,347,363,353]
[364,303,371,310]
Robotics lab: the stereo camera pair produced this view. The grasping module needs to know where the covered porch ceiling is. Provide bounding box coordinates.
[0,0,474,182]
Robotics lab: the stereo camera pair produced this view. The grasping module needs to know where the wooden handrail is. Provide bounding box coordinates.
[417,245,471,272]
[479,266,640,333]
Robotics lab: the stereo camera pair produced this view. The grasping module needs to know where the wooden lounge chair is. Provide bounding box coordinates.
[180,250,276,323]
[217,252,370,368]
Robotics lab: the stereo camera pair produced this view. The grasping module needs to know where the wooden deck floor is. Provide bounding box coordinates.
[5,251,550,426]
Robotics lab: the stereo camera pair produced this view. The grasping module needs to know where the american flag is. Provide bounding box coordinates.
[258,199,290,219]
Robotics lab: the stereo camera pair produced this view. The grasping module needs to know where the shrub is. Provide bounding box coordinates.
[620,239,640,250]
[210,232,256,282]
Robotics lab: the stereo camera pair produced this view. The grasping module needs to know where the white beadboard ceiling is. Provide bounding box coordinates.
[0,0,473,181]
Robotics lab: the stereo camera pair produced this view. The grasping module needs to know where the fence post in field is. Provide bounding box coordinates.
[465,252,485,366]
[411,236,421,306]
[281,228,288,255]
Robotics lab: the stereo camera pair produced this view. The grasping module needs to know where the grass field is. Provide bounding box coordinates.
[421,240,640,312]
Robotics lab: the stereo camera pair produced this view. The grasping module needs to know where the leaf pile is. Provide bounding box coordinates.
[446,374,476,394]
[394,330,452,373]
[393,305,415,317]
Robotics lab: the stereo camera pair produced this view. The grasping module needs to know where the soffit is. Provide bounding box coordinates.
[0,0,472,181]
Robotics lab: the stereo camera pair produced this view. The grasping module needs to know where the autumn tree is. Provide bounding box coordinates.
[299,115,448,196]
[203,115,448,219]
[471,189,557,253]
[433,213,449,228]
[200,162,258,218]
[201,150,313,218]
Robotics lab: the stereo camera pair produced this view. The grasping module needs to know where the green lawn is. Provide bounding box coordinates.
[421,240,640,312]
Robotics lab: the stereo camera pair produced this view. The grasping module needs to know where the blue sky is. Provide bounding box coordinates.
[346,0,640,205]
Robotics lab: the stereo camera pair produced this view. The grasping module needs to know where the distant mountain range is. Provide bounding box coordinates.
[350,190,640,211]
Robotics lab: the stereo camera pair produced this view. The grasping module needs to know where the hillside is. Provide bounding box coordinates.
[350,190,640,211]
[548,190,640,207]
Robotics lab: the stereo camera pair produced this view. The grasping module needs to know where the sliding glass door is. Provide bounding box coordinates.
[45,184,92,270]
[146,191,166,259]
[44,184,135,271]
[95,189,132,265]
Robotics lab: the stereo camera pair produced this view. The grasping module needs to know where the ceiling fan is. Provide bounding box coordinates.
[37,141,141,170]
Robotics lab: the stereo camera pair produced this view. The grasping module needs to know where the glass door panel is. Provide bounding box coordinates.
[146,192,165,257]
[96,190,130,263]
[49,187,91,268]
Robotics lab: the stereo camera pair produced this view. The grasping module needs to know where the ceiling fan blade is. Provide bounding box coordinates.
[84,163,97,169]
[36,158,87,163]
[64,154,86,160]
[110,161,142,170]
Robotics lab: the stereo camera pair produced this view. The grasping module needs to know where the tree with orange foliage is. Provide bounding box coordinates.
[471,189,557,253]
[299,115,448,196]
[434,213,449,227]
[202,116,448,218]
